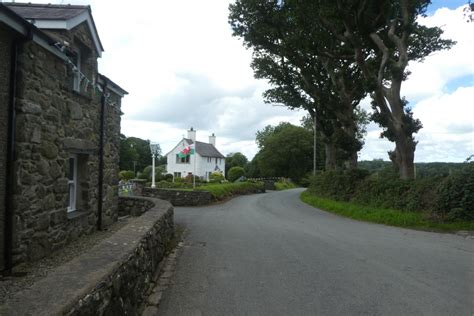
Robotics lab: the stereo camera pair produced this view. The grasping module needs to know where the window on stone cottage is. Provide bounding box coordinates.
[67,155,77,212]
[71,50,82,92]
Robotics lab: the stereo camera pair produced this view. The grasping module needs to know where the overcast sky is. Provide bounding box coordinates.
[22,0,474,162]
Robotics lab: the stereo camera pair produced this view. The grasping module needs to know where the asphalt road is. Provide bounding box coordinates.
[157,189,473,316]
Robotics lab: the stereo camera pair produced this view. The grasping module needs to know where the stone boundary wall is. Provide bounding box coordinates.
[0,197,174,316]
[118,196,155,217]
[143,188,212,206]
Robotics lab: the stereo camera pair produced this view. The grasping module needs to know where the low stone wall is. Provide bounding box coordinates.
[118,196,155,217]
[0,197,174,316]
[143,188,212,206]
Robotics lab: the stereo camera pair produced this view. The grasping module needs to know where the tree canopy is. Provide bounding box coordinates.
[119,135,158,173]
[254,123,313,182]
[229,0,454,179]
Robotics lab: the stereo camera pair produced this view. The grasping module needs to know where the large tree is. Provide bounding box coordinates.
[315,0,454,178]
[230,0,368,169]
[256,123,313,182]
[225,152,249,175]
[119,135,157,173]
[229,0,454,179]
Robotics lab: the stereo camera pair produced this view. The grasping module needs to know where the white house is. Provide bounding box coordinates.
[166,128,226,181]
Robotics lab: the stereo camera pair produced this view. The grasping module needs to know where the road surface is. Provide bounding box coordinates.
[157,189,473,315]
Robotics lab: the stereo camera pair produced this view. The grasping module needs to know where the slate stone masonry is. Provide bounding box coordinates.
[9,23,122,265]
[0,197,174,316]
[143,188,213,206]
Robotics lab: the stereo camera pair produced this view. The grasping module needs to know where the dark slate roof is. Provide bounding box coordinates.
[3,3,88,20]
[184,139,225,158]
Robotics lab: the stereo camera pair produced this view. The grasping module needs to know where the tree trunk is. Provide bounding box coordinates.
[344,152,358,170]
[325,142,337,170]
[390,134,416,180]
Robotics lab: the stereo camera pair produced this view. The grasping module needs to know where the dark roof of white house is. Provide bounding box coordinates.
[184,138,225,158]
[4,3,88,20]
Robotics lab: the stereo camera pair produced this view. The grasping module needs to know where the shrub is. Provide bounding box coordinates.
[434,164,474,221]
[308,164,474,222]
[163,173,174,182]
[118,170,135,181]
[274,178,297,190]
[209,171,225,183]
[196,181,264,200]
[228,167,245,182]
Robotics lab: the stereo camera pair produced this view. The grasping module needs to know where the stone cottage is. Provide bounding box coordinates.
[0,3,127,273]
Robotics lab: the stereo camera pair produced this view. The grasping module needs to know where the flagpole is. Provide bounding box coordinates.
[193,143,196,189]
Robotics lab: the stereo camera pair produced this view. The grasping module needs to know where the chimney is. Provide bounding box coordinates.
[187,127,196,142]
[209,133,216,146]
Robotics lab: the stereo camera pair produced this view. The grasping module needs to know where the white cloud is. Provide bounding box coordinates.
[21,0,472,162]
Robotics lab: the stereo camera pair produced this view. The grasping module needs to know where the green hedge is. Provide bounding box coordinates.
[274,179,297,190]
[196,181,264,200]
[308,164,474,221]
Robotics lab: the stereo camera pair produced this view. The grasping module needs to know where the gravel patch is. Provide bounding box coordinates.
[0,216,131,305]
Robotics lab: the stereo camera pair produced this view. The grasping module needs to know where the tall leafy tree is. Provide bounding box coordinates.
[119,135,156,172]
[225,152,249,175]
[314,0,454,178]
[256,123,313,182]
[229,0,368,170]
[229,0,454,179]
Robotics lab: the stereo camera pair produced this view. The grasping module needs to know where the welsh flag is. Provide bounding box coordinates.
[178,144,195,158]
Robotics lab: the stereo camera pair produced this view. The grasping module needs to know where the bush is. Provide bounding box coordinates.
[119,170,135,181]
[434,164,474,221]
[196,181,264,200]
[274,178,297,190]
[228,166,245,182]
[209,171,225,183]
[163,173,174,182]
[308,164,474,222]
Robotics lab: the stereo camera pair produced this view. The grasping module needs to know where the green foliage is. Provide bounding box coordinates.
[228,166,246,182]
[309,169,370,201]
[308,164,474,222]
[300,191,474,232]
[196,182,264,200]
[225,152,249,175]
[209,171,225,183]
[138,165,166,182]
[274,179,297,191]
[119,135,159,172]
[255,123,313,183]
[435,164,474,221]
[163,174,174,182]
[118,170,135,181]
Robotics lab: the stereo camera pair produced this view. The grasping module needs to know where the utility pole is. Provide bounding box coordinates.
[313,110,317,176]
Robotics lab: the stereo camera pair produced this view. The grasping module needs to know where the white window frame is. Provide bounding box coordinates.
[67,155,78,213]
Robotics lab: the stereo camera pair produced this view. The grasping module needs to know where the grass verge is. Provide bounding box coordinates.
[300,190,474,233]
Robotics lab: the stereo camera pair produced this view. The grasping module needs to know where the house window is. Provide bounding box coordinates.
[176,154,190,164]
[174,172,181,179]
[67,155,77,212]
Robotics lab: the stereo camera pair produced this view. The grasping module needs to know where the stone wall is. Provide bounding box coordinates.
[142,188,212,206]
[10,21,122,265]
[0,197,174,315]
[118,196,155,217]
[0,25,14,271]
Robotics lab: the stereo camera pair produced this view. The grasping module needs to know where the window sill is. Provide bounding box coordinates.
[67,210,88,220]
